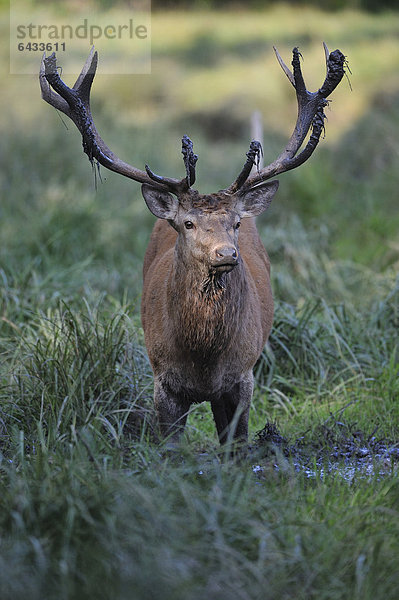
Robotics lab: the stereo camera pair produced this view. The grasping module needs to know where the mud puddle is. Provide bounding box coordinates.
[253,421,399,481]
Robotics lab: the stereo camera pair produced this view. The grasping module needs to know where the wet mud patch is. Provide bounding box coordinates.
[253,419,399,481]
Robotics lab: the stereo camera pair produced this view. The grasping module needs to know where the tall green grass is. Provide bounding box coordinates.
[1,442,398,600]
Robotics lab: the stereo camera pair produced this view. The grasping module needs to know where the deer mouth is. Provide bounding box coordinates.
[211,257,239,273]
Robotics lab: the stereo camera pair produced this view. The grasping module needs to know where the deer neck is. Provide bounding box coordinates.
[167,252,247,357]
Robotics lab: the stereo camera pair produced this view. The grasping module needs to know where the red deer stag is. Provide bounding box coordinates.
[40,45,345,448]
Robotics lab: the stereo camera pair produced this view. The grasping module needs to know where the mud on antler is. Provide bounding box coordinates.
[40,47,197,196]
[40,44,346,197]
[227,43,346,194]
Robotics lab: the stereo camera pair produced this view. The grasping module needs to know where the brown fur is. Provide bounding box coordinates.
[141,183,277,446]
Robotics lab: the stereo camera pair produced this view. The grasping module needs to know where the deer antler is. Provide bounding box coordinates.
[227,44,346,194]
[39,48,197,195]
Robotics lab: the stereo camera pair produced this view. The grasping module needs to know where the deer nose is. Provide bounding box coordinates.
[213,246,239,267]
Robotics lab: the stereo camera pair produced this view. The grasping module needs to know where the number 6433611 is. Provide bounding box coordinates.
[18,42,66,52]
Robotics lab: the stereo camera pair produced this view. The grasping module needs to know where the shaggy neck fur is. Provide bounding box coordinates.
[168,254,247,359]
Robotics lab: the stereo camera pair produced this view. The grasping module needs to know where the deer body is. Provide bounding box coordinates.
[141,213,274,442]
[40,44,345,447]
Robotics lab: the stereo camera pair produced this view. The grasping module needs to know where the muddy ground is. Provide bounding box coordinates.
[253,419,399,481]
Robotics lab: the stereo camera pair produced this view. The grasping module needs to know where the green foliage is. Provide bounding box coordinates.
[149,0,398,12]
[1,297,153,455]
[1,445,399,600]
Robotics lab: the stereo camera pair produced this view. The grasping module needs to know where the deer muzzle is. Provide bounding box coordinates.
[211,246,239,272]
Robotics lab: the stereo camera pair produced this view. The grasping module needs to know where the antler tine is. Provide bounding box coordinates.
[40,51,195,195]
[230,141,263,192]
[226,44,346,194]
[319,46,347,98]
[182,135,198,188]
[72,45,97,95]
[323,41,330,71]
[40,53,71,115]
[40,50,96,124]
[143,135,198,191]
[291,46,307,99]
[273,45,295,87]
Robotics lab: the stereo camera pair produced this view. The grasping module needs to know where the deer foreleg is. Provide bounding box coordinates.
[154,377,190,444]
[211,374,253,446]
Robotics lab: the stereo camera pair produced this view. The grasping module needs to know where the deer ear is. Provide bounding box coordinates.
[236,180,279,217]
[141,184,179,220]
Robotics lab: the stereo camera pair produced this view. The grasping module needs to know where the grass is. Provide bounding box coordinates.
[1,3,399,599]
[1,442,398,600]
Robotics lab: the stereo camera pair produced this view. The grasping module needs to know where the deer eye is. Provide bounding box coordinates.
[235,221,241,230]
[184,221,194,230]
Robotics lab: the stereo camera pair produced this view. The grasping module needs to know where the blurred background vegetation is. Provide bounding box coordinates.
[156,0,398,11]
[22,0,399,12]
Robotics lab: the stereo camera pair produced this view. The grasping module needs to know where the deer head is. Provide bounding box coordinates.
[141,181,278,276]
